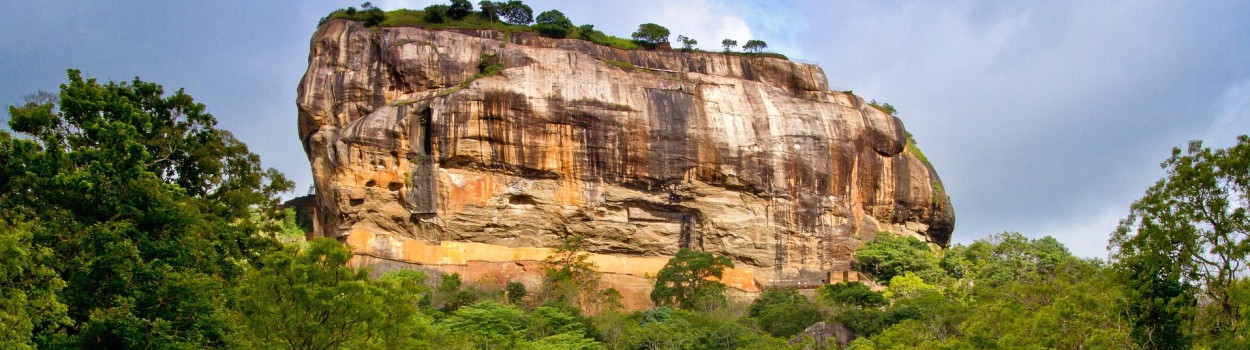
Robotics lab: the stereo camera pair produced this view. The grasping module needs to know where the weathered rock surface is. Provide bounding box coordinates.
[297,20,954,308]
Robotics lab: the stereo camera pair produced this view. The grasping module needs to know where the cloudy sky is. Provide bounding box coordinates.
[3,1,1248,257]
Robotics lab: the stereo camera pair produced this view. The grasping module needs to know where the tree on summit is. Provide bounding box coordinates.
[743,39,768,53]
[632,23,671,49]
[534,9,573,38]
[496,0,533,25]
[677,35,698,51]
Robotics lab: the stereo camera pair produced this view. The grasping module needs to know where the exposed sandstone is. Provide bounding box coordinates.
[297,20,954,307]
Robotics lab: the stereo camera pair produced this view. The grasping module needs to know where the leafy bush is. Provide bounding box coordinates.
[448,0,473,20]
[748,288,823,338]
[817,281,887,308]
[650,249,734,310]
[505,281,527,304]
[854,232,943,284]
[423,4,450,23]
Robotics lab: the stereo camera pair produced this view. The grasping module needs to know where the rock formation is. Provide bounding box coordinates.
[297,20,954,309]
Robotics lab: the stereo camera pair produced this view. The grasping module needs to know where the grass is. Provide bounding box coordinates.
[931,179,946,209]
[868,99,898,116]
[603,59,636,70]
[905,131,932,168]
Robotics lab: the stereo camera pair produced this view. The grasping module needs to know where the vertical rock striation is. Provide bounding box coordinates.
[297,20,954,308]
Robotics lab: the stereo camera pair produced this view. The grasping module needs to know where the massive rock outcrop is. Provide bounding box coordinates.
[297,20,953,308]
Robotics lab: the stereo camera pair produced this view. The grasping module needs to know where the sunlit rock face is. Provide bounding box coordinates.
[297,20,953,309]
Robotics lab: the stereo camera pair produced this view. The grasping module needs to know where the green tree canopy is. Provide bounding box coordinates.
[423,4,451,23]
[650,248,734,310]
[2,69,291,347]
[540,235,604,310]
[748,288,822,338]
[447,0,473,20]
[631,23,670,48]
[534,9,573,38]
[477,1,499,21]
[853,232,942,284]
[721,39,738,52]
[0,218,69,349]
[235,239,438,349]
[496,0,533,25]
[676,35,697,51]
[1112,135,1250,349]
[743,39,768,53]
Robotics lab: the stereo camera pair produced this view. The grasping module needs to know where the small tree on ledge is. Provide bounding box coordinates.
[743,39,768,53]
[632,23,671,49]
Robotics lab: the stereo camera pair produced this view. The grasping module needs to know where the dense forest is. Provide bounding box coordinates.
[2,2,1249,348]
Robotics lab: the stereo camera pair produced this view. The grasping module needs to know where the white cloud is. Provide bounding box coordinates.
[1034,205,1127,259]
[651,0,754,51]
[1205,79,1250,147]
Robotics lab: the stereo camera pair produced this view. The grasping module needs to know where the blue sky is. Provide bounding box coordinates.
[3,0,1248,258]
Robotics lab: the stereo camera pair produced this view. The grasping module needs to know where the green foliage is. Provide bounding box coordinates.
[441,300,528,347]
[842,232,1136,349]
[448,0,473,20]
[534,9,572,38]
[854,232,943,284]
[631,23,670,49]
[867,99,897,116]
[941,232,1071,291]
[743,39,768,53]
[321,2,386,27]
[433,273,478,313]
[722,38,738,52]
[235,239,438,349]
[526,305,588,339]
[318,4,793,59]
[506,281,528,304]
[2,69,291,348]
[478,1,499,21]
[497,0,534,25]
[650,249,735,310]
[904,131,932,168]
[748,288,823,338]
[603,59,636,70]
[573,25,643,50]
[540,235,609,311]
[0,218,69,349]
[1112,135,1250,349]
[955,259,1134,349]
[677,35,698,51]
[817,281,887,308]
[422,4,450,23]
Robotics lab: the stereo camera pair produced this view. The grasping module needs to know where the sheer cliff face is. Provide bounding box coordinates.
[298,20,953,306]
